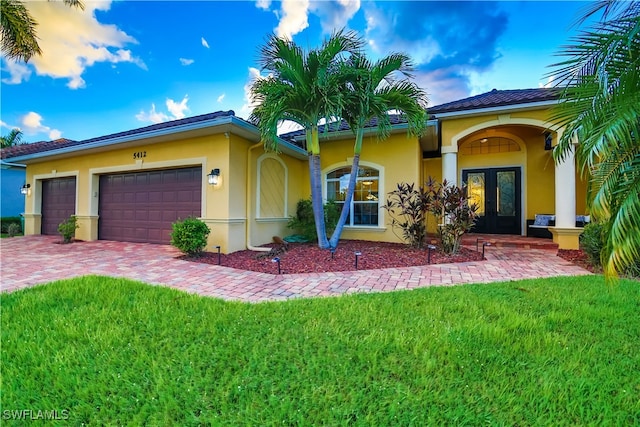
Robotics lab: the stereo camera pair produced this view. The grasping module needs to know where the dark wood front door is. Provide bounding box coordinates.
[463,167,521,235]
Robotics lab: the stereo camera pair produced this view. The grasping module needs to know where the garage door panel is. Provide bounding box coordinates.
[99,167,201,244]
[41,177,76,235]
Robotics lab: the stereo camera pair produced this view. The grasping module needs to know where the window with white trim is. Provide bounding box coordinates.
[326,166,380,226]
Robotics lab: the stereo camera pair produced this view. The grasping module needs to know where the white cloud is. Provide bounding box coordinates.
[20,112,62,140]
[313,0,360,35]
[275,0,310,39]
[240,67,265,118]
[1,59,32,84]
[7,1,145,89]
[259,0,361,40]
[179,58,195,66]
[166,95,189,119]
[217,94,226,103]
[201,37,210,48]
[256,0,271,11]
[49,129,62,140]
[135,104,169,124]
[136,95,190,124]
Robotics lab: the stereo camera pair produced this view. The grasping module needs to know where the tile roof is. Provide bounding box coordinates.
[279,88,560,142]
[0,89,560,160]
[428,88,560,114]
[1,110,236,160]
[279,114,408,141]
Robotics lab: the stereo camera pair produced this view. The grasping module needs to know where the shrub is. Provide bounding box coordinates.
[170,217,211,256]
[58,215,79,244]
[287,198,340,242]
[382,182,431,248]
[383,178,477,254]
[425,178,478,255]
[580,222,604,268]
[580,221,640,278]
[1,217,21,234]
[6,223,21,237]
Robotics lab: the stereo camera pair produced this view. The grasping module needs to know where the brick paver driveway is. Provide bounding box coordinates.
[0,236,591,302]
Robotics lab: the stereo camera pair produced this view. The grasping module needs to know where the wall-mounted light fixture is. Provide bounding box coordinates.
[207,168,220,185]
[20,183,31,196]
[544,132,553,151]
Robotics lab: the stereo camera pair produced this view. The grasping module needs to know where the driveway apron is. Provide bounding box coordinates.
[0,236,592,302]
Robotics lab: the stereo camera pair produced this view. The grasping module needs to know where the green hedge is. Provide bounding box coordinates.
[1,216,22,234]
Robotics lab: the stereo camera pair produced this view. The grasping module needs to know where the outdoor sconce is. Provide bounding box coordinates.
[20,183,31,196]
[544,132,553,151]
[427,244,437,264]
[207,168,220,185]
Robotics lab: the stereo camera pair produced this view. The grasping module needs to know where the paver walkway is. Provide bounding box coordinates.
[0,235,592,302]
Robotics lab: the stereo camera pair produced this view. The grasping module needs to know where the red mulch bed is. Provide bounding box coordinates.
[557,249,598,273]
[183,240,484,275]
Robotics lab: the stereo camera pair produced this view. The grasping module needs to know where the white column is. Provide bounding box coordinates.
[442,152,458,186]
[554,146,576,228]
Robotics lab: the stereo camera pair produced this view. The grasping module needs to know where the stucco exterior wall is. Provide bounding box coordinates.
[317,132,421,243]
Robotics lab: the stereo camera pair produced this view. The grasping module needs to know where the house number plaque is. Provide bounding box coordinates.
[133,151,147,160]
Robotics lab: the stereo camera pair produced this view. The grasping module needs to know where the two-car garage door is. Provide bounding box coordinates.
[98,167,202,244]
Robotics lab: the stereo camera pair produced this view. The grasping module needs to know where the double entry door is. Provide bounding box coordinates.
[463,167,521,235]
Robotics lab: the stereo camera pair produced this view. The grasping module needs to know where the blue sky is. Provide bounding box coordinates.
[1,0,593,143]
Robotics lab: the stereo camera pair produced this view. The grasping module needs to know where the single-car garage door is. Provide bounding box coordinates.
[41,177,77,235]
[99,167,202,244]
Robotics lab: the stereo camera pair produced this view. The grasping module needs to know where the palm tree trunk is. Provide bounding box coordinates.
[329,154,360,249]
[309,154,330,249]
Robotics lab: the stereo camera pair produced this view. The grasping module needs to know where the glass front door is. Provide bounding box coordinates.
[463,167,521,234]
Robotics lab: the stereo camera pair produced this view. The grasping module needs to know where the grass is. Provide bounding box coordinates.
[2,275,639,425]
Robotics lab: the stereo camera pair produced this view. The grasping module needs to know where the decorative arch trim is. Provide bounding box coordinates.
[446,117,557,153]
[256,153,288,219]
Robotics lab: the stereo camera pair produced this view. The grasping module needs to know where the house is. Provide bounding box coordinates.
[0,160,27,217]
[0,88,587,252]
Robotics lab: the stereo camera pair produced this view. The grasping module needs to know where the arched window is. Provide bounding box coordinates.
[326,166,380,226]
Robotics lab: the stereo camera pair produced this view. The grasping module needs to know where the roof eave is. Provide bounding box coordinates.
[286,119,438,145]
[7,115,308,163]
[431,99,558,119]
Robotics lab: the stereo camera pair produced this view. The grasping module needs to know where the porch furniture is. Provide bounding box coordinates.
[527,214,590,239]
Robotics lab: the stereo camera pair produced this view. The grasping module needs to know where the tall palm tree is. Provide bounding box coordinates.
[327,53,428,249]
[250,30,364,249]
[1,0,84,62]
[0,128,23,148]
[549,0,640,277]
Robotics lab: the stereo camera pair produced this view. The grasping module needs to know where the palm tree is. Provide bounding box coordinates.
[327,53,428,249]
[250,29,364,249]
[1,0,84,62]
[0,128,23,148]
[549,0,640,277]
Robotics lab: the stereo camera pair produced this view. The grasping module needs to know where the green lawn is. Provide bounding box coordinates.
[2,275,639,425]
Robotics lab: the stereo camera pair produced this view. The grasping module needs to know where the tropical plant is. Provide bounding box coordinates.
[1,0,84,62]
[170,217,211,257]
[250,29,364,249]
[424,178,478,255]
[57,214,78,244]
[382,182,431,248]
[287,198,340,242]
[6,223,21,237]
[548,0,640,277]
[327,52,428,249]
[0,128,23,148]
